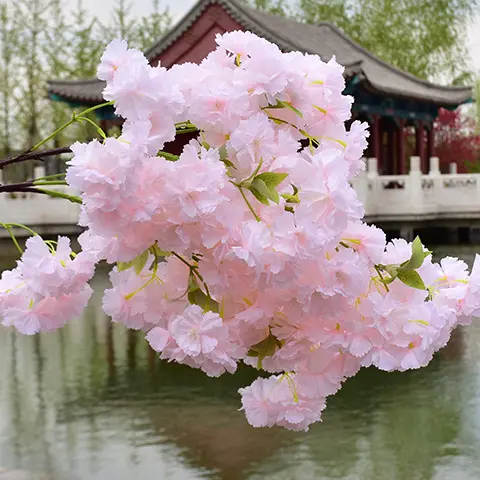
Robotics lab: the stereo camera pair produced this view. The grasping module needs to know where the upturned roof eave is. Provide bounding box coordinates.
[360,78,472,107]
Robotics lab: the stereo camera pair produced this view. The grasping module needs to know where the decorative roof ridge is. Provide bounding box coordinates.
[313,21,472,94]
[145,0,304,61]
[145,0,470,97]
[48,78,104,86]
[145,0,216,60]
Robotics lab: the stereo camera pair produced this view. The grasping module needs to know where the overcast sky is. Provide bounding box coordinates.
[74,0,480,74]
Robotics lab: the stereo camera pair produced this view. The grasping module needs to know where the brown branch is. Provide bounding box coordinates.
[0,146,72,170]
[0,187,48,196]
[0,181,34,193]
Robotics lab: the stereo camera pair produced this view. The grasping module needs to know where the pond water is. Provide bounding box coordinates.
[1,245,480,480]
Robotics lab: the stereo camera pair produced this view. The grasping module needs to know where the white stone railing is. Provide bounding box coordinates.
[352,156,480,221]
[1,159,480,238]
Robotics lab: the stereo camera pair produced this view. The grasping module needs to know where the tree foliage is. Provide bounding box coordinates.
[433,108,480,172]
[0,0,172,162]
[245,0,478,83]
[14,0,52,148]
[0,1,19,156]
[103,0,171,51]
[135,0,172,52]
[246,0,291,16]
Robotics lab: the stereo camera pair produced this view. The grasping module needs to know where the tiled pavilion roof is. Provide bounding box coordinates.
[48,0,472,107]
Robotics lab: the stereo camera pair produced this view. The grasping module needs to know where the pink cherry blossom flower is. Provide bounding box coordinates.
[97,38,148,82]
[170,305,224,356]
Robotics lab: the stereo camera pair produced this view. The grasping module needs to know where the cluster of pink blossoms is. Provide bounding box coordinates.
[1,32,479,430]
[0,236,94,334]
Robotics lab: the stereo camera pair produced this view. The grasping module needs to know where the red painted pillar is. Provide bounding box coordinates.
[371,114,382,173]
[426,124,435,165]
[415,120,426,173]
[386,125,395,175]
[397,119,405,174]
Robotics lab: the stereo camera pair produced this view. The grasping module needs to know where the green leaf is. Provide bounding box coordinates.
[269,116,289,125]
[152,244,172,257]
[249,172,288,205]
[250,178,279,204]
[383,265,399,278]
[187,274,219,313]
[133,250,150,274]
[399,236,431,271]
[117,249,150,274]
[218,145,228,161]
[247,333,281,369]
[221,158,237,169]
[249,183,270,205]
[281,193,300,203]
[397,269,426,290]
[381,275,397,285]
[255,172,288,189]
[117,261,132,272]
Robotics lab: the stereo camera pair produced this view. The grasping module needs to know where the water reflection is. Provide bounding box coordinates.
[0,250,479,480]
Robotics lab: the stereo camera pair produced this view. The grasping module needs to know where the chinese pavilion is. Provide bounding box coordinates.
[48,0,472,175]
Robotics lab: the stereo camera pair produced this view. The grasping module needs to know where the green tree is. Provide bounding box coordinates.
[69,0,104,79]
[245,0,291,16]
[14,0,52,148]
[103,0,137,45]
[63,0,105,143]
[296,0,362,42]
[0,1,19,156]
[135,0,172,51]
[45,0,71,148]
[248,0,478,83]
[103,0,172,51]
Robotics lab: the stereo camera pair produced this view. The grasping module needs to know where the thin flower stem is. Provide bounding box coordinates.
[171,251,214,301]
[33,173,66,182]
[238,186,261,222]
[374,265,390,293]
[171,251,195,269]
[34,188,82,204]
[157,151,179,161]
[0,222,38,255]
[0,223,23,255]
[76,116,107,139]
[267,115,346,149]
[30,118,75,152]
[0,102,113,175]
[30,101,114,152]
[77,101,116,117]
[4,222,38,237]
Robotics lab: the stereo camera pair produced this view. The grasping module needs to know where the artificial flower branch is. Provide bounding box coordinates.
[0,33,478,433]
